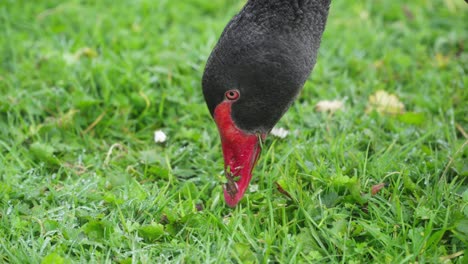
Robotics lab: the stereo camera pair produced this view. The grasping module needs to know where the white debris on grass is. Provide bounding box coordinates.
[315,99,345,113]
[154,130,167,143]
[271,127,290,139]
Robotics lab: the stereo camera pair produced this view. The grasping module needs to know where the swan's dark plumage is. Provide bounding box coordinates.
[203,0,331,133]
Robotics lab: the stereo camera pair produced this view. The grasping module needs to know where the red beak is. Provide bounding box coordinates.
[213,101,264,207]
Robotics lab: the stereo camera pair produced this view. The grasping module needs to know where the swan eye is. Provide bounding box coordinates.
[225,90,240,101]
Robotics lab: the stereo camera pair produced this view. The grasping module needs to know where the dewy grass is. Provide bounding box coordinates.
[0,0,467,263]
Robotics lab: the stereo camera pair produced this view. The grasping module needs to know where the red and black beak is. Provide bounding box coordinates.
[213,101,265,207]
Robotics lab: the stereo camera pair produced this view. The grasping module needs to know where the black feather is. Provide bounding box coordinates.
[202,0,331,133]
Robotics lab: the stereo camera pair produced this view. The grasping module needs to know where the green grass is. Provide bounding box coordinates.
[0,0,467,263]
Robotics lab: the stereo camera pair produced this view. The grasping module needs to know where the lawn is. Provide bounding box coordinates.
[0,0,467,263]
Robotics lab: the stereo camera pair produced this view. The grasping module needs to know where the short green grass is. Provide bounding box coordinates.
[1,0,467,263]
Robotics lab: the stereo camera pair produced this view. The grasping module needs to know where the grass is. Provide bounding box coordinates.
[0,0,467,263]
